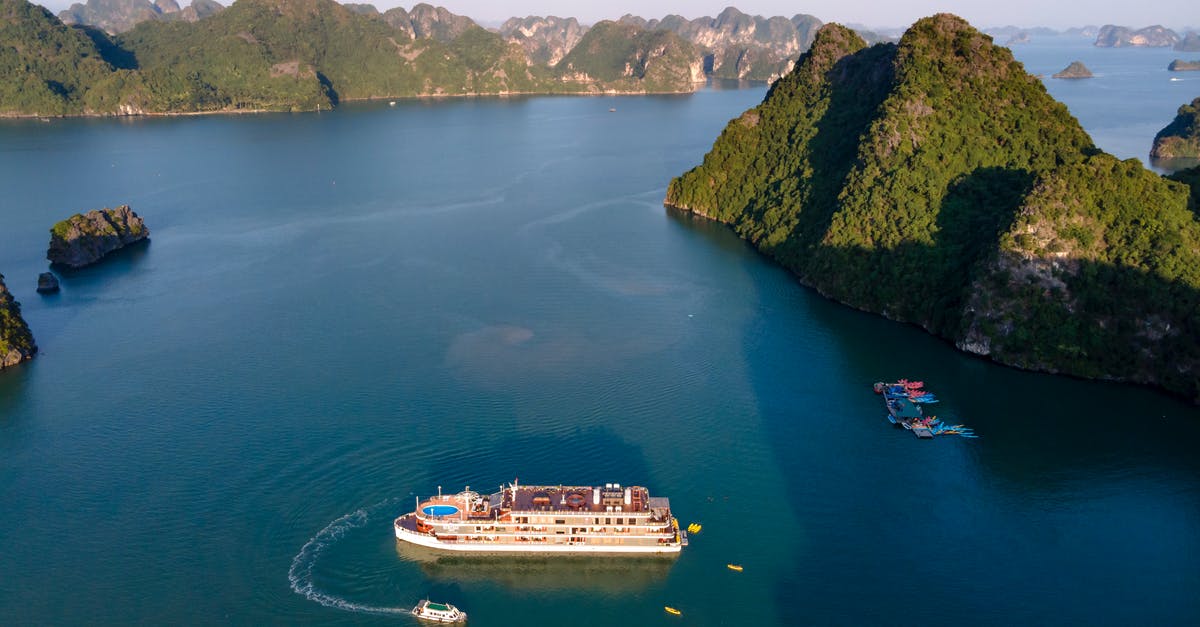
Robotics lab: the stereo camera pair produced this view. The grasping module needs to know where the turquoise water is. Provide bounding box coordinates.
[1,41,1199,626]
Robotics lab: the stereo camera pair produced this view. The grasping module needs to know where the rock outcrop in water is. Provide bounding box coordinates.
[1168,59,1200,71]
[1094,24,1179,47]
[665,15,1200,402]
[1053,60,1093,79]
[1151,97,1200,159]
[36,272,60,293]
[47,205,150,268]
[0,274,37,369]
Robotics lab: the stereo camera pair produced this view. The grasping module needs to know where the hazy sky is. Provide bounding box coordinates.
[37,0,1199,30]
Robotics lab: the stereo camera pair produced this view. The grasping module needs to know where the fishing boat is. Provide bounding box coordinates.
[412,599,467,623]
[395,480,686,554]
[874,381,975,439]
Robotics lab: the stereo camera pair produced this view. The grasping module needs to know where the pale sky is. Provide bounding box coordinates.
[37,0,1200,30]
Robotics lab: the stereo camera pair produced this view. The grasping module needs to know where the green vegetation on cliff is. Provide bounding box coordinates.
[0,0,703,116]
[1151,97,1200,159]
[0,274,37,369]
[0,0,142,115]
[666,15,1200,400]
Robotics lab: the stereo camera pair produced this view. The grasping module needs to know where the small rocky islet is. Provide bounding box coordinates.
[1052,61,1093,79]
[1168,59,1200,71]
[47,205,150,268]
[0,205,150,371]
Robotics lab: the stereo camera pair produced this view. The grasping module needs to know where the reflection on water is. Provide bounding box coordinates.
[395,541,676,593]
[1150,156,1200,174]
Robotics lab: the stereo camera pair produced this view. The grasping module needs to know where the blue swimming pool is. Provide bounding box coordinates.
[422,504,459,517]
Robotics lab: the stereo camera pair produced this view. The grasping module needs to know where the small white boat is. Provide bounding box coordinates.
[389,101,397,106]
[412,599,467,623]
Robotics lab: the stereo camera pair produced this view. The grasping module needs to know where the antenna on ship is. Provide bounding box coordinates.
[438,485,442,499]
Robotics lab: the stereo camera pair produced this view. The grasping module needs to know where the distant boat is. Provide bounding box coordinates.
[1170,77,1182,82]
[609,107,616,112]
[727,563,744,571]
[412,599,467,623]
[390,101,397,105]
[665,606,682,615]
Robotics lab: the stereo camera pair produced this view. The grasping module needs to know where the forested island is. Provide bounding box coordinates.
[0,0,707,116]
[666,15,1200,402]
[0,0,857,116]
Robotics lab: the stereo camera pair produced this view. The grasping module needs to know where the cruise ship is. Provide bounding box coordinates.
[394,480,686,554]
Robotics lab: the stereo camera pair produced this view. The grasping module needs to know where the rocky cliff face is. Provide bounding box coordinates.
[1094,24,1179,47]
[556,21,704,93]
[499,15,586,66]
[619,7,823,81]
[0,274,36,370]
[173,0,223,22]
[1151,97,1200,159]
[381,3,476,42]
[58,0,222,32]
[666,15,1200,401]
[47,205,150,268]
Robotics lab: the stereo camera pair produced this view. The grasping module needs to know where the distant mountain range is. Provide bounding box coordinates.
[46,2,882,81]
[6,1,909,116]
[59,0,223,34]
[1094,24,1200,49]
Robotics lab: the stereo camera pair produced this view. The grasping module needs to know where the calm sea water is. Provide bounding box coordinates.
[1008,34,1200,170]
[1,40,1198,626]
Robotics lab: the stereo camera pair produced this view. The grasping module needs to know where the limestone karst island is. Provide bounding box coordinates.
[665,15,1200,402]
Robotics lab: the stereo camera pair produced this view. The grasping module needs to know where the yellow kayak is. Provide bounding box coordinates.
[665,606,682,616]
[727,563,743,572]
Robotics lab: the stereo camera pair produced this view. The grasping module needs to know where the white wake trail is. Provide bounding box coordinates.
[288,501,411,615]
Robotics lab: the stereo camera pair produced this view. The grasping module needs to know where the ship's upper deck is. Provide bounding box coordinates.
[411,483,672,523]
[496,484,658,514]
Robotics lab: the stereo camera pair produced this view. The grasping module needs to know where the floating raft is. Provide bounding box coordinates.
[873,380,975,439]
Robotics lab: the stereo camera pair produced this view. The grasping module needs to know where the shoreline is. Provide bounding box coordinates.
[660,202,1196,405]
[0,87,711,121]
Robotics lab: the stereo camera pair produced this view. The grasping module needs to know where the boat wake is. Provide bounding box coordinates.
[288,500,410,616]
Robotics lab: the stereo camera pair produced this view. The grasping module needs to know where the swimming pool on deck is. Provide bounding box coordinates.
[422,504,459,516]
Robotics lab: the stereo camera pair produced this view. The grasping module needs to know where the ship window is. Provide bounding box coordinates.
[555,519,566,525]
[605,518,611,525]
[617,518,624,525]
